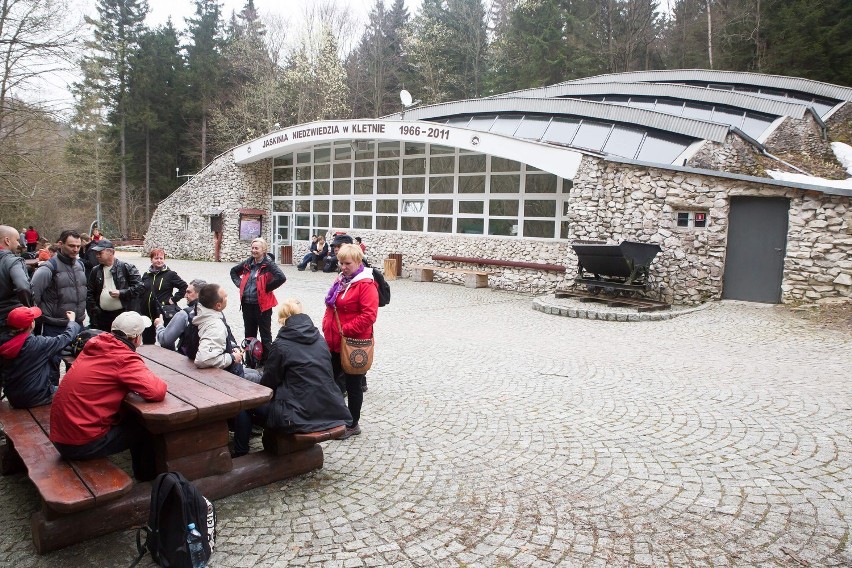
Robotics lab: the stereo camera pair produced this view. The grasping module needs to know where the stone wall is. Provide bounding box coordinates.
[687,134,764,176]
[784,192,852,301]
[764,115,846,178]
[293,232,573,294]
[145,151,273,262]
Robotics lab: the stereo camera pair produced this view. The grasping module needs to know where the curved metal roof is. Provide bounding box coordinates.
[385,97,731,143]
[491,81,808,119]
[563,69,852,102]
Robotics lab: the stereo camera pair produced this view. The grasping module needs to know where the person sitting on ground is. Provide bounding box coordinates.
[153,278,206,351]
[0,306,79,408]
[192,283,260,457]
[36,242,56,262]
[252,298,351,434]
[296,235,318,271]
[49,311,167,481]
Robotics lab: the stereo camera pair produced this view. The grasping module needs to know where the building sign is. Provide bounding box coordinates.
[233,118,584,180]
[239,215,262,241]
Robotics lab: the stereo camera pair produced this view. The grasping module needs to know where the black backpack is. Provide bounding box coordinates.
[133,472,216,568]
[372,268,391,307]
[177,309,200,360]
[64,328,105,357]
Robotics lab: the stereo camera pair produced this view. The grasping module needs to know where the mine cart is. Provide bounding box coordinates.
[571,240,662,296]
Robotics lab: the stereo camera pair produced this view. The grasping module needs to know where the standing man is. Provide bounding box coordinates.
[0,225,33,328]
[24,226,39,253]
[32,230,87,385]
[49,311,166,481]
[86,239,144,332]
[229,237,285,365]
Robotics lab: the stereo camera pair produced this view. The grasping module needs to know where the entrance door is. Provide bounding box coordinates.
[722,196,789,303]
[273,213,292,264]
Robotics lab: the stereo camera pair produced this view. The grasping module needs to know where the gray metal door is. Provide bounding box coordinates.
[722,196,790,303]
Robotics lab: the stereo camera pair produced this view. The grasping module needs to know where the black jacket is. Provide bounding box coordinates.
[140,265,187,319]
[0,321,80,408]
[0,249,32,327]
[260,313,351,433]
[86,258,144,321]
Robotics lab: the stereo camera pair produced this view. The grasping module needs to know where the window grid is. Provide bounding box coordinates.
[271,142,571,240]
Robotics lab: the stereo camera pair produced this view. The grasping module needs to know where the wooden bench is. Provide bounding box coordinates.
[408,264,492,288]
[0,402,133,516]
[262,425,346,455]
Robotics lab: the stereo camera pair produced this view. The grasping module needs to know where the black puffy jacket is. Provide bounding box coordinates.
[260,313,351,433]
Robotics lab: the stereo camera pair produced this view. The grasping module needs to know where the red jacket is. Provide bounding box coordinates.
[322,270,378,353]
[49,334,167,445]
[230,254,286,313]
[24,229,39,244]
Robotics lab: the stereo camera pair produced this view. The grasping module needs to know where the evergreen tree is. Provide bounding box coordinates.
[211,0,285,148]
[185,0,225,168]
[126,21,184,223]
[348,0,410,118]
[82,0,149,237]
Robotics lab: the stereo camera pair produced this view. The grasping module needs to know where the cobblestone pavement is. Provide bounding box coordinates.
[1,253,850,567]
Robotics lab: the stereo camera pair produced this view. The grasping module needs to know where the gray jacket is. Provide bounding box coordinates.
[0,249,32,327]
[32,253,87,327]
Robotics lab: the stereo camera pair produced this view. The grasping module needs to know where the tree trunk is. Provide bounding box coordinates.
[706,0,714,69]
[145,127,150,224]
[120,114,127,238]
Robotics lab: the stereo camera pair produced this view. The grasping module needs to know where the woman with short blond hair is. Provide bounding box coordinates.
[230,236,286,364]
[321,243,378,439]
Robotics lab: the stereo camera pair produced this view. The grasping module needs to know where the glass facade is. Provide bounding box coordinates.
[272,141,571,241]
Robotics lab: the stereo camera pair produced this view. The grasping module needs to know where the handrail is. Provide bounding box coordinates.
[431,255,566,273]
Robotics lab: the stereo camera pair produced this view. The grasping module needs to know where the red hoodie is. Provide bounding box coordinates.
[49,333,167,445]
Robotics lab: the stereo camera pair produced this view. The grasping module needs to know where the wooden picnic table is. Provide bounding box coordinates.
[4,344,341,553]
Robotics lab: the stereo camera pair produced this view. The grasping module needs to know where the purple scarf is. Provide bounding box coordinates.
[325,265,365,307]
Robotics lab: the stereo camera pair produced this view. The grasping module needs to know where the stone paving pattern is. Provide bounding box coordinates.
[0,253,849,567]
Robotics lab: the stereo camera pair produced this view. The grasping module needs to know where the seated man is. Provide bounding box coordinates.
[0,306,79,408]
[296,235,318,271]
[49,311,167,481]
[192,283,259,457]
[322,234,353,273]
[153,278,206,350]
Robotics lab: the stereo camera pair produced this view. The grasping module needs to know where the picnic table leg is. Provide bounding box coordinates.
[0,437,25,475]
[154,422,232,480]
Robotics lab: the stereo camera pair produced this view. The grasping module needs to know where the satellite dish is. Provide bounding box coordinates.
[400,89,413,107]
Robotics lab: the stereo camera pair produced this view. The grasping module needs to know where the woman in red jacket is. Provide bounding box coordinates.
[322,243,378,439]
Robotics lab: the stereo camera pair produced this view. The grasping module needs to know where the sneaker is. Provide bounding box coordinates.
[297,266,305,271]
[339,425,361,440]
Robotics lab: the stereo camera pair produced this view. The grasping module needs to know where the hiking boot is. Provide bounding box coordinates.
[339,425,361,440]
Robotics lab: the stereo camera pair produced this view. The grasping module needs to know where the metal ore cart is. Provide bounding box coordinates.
[571,240,662,296]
